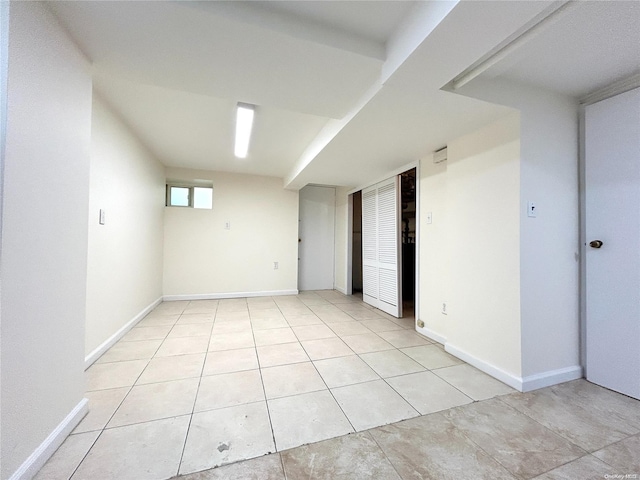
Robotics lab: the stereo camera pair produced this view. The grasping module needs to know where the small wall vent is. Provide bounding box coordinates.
[433,147,447,164]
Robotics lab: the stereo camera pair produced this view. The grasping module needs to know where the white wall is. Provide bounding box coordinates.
[163,168,299,297]
[334,186,350,294]
[460,79,581,384]
[1,3,92,478]
[85,96,165,358]
[418,113,523,378]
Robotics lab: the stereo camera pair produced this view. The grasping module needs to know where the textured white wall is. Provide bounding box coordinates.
[85,97,165,357]
[163,168,299,297]
[1,2,92,478]
[333,187,350,294]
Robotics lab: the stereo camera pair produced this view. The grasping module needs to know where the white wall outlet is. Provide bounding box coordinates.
[273,261,279,270]
[99,209,105,225]
[225,221,231,230]
[426,212,433,224]
[441,302,447,315]
[527,201,537,218]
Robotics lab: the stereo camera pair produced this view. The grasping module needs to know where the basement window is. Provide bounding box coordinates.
[166,184,213,209]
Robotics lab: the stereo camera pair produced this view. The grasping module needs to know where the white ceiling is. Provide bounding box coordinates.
[49,0,640,189]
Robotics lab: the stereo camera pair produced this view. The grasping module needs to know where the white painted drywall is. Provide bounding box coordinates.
[418,113,522,377]
[333,187,350,293]
[163,168,298,297]
[459,79,580,380]
[85,96,165,357]
[1,2,92,478]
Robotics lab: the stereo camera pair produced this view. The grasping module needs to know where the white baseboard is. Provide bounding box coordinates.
[163,290,299,301]
[445,343,524,391]
[9,398,89,480]
[84,296,163,369]
[520,365,583,392]
[417,325,447,345]
[445,343,584,393]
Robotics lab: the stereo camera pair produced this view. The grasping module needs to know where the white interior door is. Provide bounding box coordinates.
[298,185,335,291]
[585,87,640,400]
[362,177,402,317]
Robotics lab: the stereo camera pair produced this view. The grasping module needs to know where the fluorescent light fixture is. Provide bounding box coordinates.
[234,102,255,158]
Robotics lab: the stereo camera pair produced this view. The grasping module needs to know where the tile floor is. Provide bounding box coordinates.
[35,291,640,480]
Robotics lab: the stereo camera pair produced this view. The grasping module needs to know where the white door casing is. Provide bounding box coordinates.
[362,176,402,317]
[584,87,640,400]
[298,185,336,291]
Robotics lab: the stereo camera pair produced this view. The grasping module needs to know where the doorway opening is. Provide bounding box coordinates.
[401,168,416,320]
[351,191,363,295]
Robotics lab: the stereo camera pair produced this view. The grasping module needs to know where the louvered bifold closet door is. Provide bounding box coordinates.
[362,187,378,307]
[361,176,402,317]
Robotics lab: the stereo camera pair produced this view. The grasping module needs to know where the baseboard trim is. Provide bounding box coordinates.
[8,398,89,480]
[417,325,447,345]
[444,343,584,393]
[520,365,583,392]
[445,343,524,391]
[84,296,163,369]
[163,290,299,301]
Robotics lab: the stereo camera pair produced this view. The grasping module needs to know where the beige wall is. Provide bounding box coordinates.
[419,113,522,378]
[163,168,299,297]
[334,186,350,293]
[85,97,165,359]
[1,3,92,478]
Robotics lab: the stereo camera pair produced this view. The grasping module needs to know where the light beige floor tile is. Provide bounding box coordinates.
[284,314,323,326]
[280,431,401,480]
[137,314,180,327]
[137,353,205,384]
[386,371,473,415]
[153,301,189,315]
[317,312,357,324]
[73,387,130,433]
[183,300,219,314]
[292,324,336,341]
[253,327,297,346]
[358,319,405,333]
[177,313,215,324]
[86,360,148,391]
[256,342,309,368]
[298,297,330,306]
[180,402,275,474]
[195,370,264,412]
[34,431,100,480]
[214,313,251,323]
[300,337,354,360]
[261,362,326,399]
[377,330,430,348]
[314,355,379,388]
[203,348,258,375]
[96,339,162,364]
[211,321,252,334]
[592,434,640,472]
[208,331,255,351]
[337,306,384,320]
[332,380,419,431]
[503,380,640,452]
[444,398,585,478]
[172,454,284,480]
[156,336,210,356]
[360,350,424,378]
[108,378,199,427]
[121,325,172,342]
[401,345,463,370]
[386,316,415,329]
[434,364,514,401]
[369,413,518,480]
[167,322,213,338]
[532,455,619,480]
[268,390,354,451]
[72,416,190,480]
[249,308,283,320]
[327,322,372,337]
[250,317,288,330]
[279,305,314,316]
[341,333,395,354]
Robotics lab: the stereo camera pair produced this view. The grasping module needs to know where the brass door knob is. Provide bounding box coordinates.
[589,240,603,248]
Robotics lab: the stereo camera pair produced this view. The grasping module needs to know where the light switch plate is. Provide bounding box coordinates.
[99,209,105,225]
[527,201,537,218]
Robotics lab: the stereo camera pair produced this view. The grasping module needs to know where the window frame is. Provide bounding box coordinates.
[165,183,213,209]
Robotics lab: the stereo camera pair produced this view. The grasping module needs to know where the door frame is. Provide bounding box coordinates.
[346,160,420,319]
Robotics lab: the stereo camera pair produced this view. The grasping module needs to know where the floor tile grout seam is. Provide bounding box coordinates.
[365,428,409,480]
